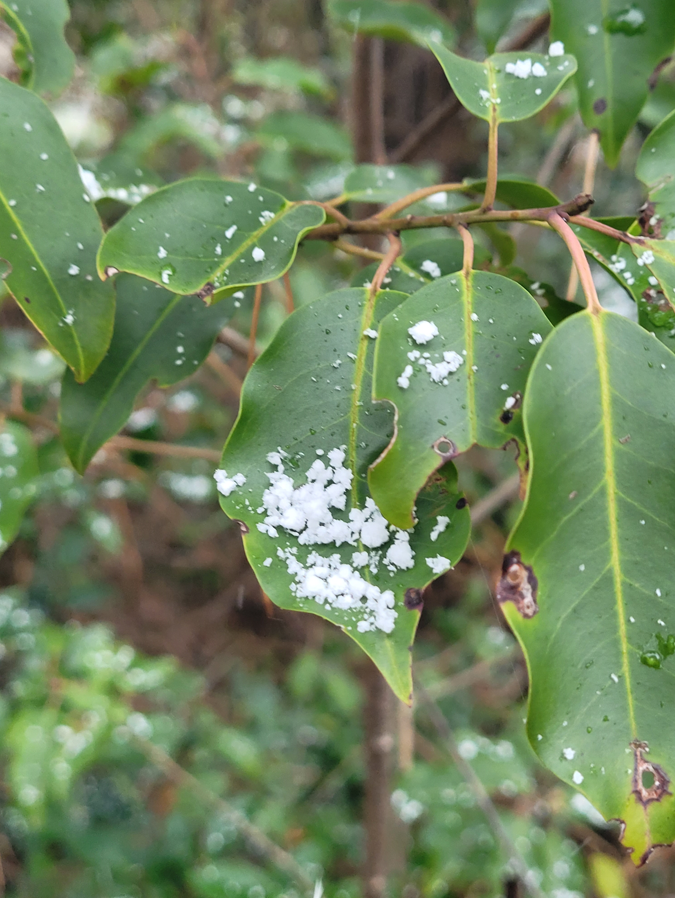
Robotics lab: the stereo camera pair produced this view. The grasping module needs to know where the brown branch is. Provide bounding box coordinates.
[568,214,641,245]
[470,473,520,525]
[135,736,314,892]
[108,435,223,463]
[305,194,593,241]
[457,223,474,275]
[282,271,294,314]
[370,233,402,294]
[374,182,464,221]
[334,239,385,262]
[219,326,257,358]
[205,351,243,395]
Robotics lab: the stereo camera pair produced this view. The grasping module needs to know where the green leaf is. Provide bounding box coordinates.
[350,238,492,294]
[217,287,471,701]
[59,274,236,473]
[256,111,353,161]
[97,178,325,297]
[549,0,675,166]
[0,330,65,385]
[328,0,455,47]
[0,0,75,97]
[428,44,577,122]
[462,176,560,209]
[369,271,551,528]
[636,109,675,235]
[0,79,115,382]
[475,0,522,53]
[231,56,333,99]
[342,164,434,203]
[0,422,38,553]
[504,308,675,863]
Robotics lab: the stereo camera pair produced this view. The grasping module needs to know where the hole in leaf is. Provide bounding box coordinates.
[642,770,656,790]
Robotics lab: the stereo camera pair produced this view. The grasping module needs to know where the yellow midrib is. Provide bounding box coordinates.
[590,311,637,736]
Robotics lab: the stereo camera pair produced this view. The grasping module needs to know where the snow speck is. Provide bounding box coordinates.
[500,383,509,391]
[656,588,662,597]
[213,469,247,497]
[430,516,449,542]
[420,259,441,279]
[225,225,237,239]
[68,264,80,276]
[579,564,585,571]
[548,41,564,57]
[505,59,533,79]
[247,182,256,192]
[563,747,576,760]
[39,152,48,160]
[408,320,438,344]
[259,210,275,225]
[397,364,413,389]
[529,333,543,345]
[263,557,272,567]
[23,122,32,131]
[423,351,463,383]
[63,310,75,326]
[572,770,584,784]
[363,328,378,339]
[531,62,547,77]
[535,88,542,95]
[610,673,619,683]
[215,243,222,256]
[470,312,479,322]
[157,246,168,259]
[504,395,517,410]
[252,247,265,262]
[426,555,450,575]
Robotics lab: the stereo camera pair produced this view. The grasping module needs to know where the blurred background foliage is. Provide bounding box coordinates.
[0,0,675,896]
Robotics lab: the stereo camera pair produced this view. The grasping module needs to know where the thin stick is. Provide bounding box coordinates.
[108,435,223,463]
[375,182,465,221]
[282,271,295,314]
[416,681,547,898]
[305,193,593,241]
[457,223,474,275]
[481,108,499,212]
[470,472,520,525]
[568,215,641,245]
[205,352,242,394]
[549,212,602,314]
[219,326,256,358]
[299,200,352,227]
[135,736,314,892]
[248,283,263,370]
[370,233,402,294]
[334,239,385,262]
[566,131,600,300]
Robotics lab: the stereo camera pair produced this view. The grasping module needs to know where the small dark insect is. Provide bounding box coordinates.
[455,497,467,509]
[593,97,607,115]
[23,296,30,304]
[404,588,424,610]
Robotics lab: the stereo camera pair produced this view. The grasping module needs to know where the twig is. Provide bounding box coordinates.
[219,326,258,358]
[299,200,352,227]
[334,239,385,262]
[568,215,640,245]
[566,132,600,300]
[282,271,295,314]
[248,283,263,370]
[549,212,602,314]
[370,233,402,294]
[370,37,387,164]
[470,473,521,525]
[0,404,59,433]
[134,736,314,892]
[205,351,243,394]
[375,182,464,221]
[305,194,593,241]
[108,435,222,463]
[415,681,547,898]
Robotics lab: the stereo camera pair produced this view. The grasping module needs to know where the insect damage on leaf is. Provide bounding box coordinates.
[432,437,458,459]
[631,741,671,807]
[496,550,538,619]
[404,587,424,609]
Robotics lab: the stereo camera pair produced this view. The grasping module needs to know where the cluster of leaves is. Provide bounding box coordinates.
[2,0,675,882]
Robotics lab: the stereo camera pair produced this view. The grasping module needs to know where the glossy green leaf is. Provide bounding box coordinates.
[637,110,675,234]
[256,111,353,160]
[97,178,325,297]
[217,287,471,701]
[0,0,75,96]
[462,176,560,209]
[369,272,551,528]
[60,274,237,473]
[329,0,455,47]
[0,79,115,382]
[0,422,38,552]
[504,309,675,863]
[231,56,333,98]
[342,164,434,203]
[429,44,577,123]
[550,0,675,166]
[350,238,492,294]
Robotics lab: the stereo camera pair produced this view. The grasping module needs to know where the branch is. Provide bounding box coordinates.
[370,233,402,294]
[135,736,314,893]
[108,435,223,463]
[457,223,474,275]
[567,214,641,245]
[374,182,464,221]
[481,107,499,212]
[305,194,593,241]
[415,681,547,898]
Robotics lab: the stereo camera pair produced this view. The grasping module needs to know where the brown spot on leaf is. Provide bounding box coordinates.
[196,281,215,302]
[496,550,539,618]
[0,257,12,279]
[619,434,631,444]
[404,588,424,610]
[455,497,467,509]
[234,520,249,534]
[569,491,578,500]
[631,741,671,806]
[23,296,30,304]
[432,437,458,459]
[639,201,662,238]
[593,98,607,115]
